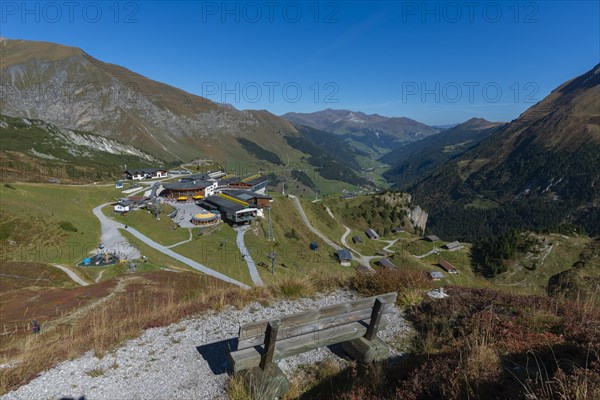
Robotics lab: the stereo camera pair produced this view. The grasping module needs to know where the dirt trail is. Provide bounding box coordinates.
[52,265,89,286]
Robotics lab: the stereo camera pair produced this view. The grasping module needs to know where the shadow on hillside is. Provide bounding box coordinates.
[196,338,238,375]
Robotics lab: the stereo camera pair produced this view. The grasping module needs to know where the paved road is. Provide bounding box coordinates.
[235,226,264,286]
[93,203,250,289]
[289,195,341,251]
[52,264,89,286]
[288,195,376,271]
[340,227,376,269]
[414,248,441,259]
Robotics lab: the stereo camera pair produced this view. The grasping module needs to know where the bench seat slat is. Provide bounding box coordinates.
[230,318,388,372]
[239,292,397,340]
[237,304,394,351]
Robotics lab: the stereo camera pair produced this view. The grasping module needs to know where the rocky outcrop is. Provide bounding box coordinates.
[409,206,428,232]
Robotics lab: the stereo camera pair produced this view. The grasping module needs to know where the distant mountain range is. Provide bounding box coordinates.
[407,64,600,240]
[281,109,440,156]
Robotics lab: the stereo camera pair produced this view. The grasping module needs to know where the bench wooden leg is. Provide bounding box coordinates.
[259,319,279,370]
[242,364,290,400]
[342,297,390,364]
[341,336,390,364]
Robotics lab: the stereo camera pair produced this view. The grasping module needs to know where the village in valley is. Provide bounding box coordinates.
[91,163,471,288]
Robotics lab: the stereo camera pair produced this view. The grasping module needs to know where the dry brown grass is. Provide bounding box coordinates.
[0,270,351,395]
[0,271,273,395]
[350,268,433,306]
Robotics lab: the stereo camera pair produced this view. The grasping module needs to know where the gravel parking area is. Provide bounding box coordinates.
[2,291,410,400]
[168,201,207,229]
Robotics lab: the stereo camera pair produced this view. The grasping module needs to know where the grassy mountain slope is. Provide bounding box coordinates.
[0,114,158,183]
[409,64,600,240]
[0,39,374,189]
[381,118,504,188]
[0,39,299,165]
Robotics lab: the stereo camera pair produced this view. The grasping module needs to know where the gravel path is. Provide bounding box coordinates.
[93,204,249,289]
[92,203,141,260]
[52,264,89,286]
[235,226,264,286]
[166,229,193,249]
[2,291,410,400]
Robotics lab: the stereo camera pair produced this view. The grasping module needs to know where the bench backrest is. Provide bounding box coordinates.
[230,292,397,372]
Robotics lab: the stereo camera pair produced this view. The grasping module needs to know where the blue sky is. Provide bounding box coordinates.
[2,1,599,124]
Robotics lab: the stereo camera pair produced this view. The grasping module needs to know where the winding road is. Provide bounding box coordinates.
[93,203,250,289]
[52,264,89,286]
[289,195,341,251]
[289,195,375,270]
[235,226,264,286]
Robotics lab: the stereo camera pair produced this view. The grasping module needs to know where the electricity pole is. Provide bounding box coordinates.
[268,207,274,241]
[269,251,276,274]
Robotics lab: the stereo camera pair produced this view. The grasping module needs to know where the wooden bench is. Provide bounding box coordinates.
[228,292,398,395]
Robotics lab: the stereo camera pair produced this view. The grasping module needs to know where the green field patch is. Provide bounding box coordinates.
[172,225,253,286]
[0,183,120,264]
[108,205,190,247]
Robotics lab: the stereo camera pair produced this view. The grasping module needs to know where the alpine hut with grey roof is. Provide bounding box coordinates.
[336,249,353,266]
[424,235,440,243]
[365,228,380,240]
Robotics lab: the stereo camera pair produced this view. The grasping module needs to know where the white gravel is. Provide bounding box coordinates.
[2,291,411,400]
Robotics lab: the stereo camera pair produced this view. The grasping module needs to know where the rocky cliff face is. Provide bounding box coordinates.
[3,116,157,161]
[0,114,159,183]
[409,205,428,232]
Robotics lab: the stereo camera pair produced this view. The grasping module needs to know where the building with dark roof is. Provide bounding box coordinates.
[227,175,269,194]
[424,235,440,242]
[352,235,363,244]
[391,227,404,233]
[114,199,133,214]
[443,241,464,251]
[162,180,217,200]
[438,259,458,274]
[124,168,168,180]
[200,195,259,224]
[377,258,398,270]
[220,189,273,208]
[365,229,380,240]
[336,249,352,266]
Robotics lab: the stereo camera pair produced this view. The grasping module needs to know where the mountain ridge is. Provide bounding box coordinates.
[0,38,302,164]
[408,64,600,240]
[282,108,440,156]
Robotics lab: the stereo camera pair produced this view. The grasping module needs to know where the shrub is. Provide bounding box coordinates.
[58,221,78,232]
[277,276,314,299]
[350,268,432,303]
